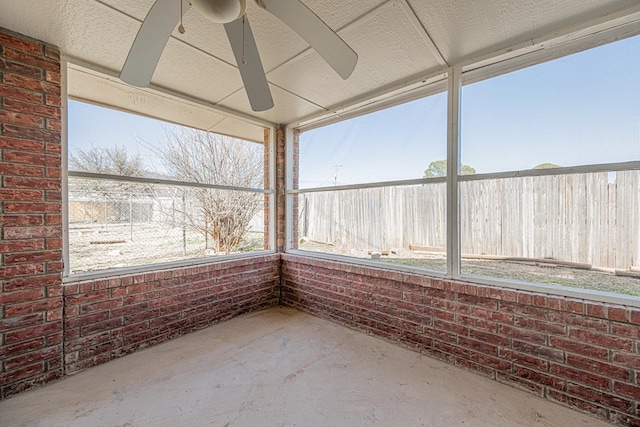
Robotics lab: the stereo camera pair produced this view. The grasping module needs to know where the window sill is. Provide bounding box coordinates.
[286,249,640,309]
[63,250,277,284]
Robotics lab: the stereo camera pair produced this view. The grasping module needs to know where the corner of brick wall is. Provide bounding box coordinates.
[63,254,280,374]
[275,125,285,252]
[0,27,64,399]
[281,254,640,426]
[0,26,282,399]
[273,125,298,252]
[2,22,636,426]
[263,127,270,250]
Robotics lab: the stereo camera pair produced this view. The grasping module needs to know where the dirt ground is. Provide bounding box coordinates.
[69,222,265,274]
[69,223,639,297]
[298,241,640,297]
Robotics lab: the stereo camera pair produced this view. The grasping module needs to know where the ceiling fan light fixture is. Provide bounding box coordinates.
[192,0,246,23]
[121,0,358,112]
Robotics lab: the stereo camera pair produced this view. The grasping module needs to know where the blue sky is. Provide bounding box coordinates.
[461,35,640,175]
[69,34,640,186]
[68,102,178,174]
[298,94,448,187]
[299,34,640,187]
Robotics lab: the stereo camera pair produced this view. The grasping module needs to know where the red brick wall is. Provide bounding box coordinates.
[281,254,640,426]
[64,255,279,373]
[1,24,637,427]
[64,254,279,373]
[0,28,63,399]
[275,125,286,252]
[264,128,270,250]
[0,26,281,398]
[272,126,298,252]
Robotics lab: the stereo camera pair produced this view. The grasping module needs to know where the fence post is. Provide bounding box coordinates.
[182,192,187,255]
[129,193,133,240]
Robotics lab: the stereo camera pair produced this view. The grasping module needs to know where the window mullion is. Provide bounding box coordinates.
[62,60,70,278]
[446,67,462,279]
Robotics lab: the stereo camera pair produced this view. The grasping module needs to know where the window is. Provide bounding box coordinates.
[296,91,448,272]
[460,35,640,297]
[292,32,640,301]
[66,100,271,276]
[461,37,640,174]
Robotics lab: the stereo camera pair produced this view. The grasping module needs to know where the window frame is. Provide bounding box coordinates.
[288,85,450,275]
[61,77,277,283]
[286,17,640,308]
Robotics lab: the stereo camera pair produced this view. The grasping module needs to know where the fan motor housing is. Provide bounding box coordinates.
[192,0,247,23]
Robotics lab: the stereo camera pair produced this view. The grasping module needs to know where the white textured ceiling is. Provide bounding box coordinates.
[0,0,639,135]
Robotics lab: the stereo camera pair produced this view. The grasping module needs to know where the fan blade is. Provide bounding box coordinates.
[259,0,357,79]
[224,17,274,112]
[120,0,191,87]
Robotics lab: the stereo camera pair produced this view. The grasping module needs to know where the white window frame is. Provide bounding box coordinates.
[61,65,277,283]
[285,12,640,308]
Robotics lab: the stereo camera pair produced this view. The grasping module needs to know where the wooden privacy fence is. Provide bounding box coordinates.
[299,171,640,270]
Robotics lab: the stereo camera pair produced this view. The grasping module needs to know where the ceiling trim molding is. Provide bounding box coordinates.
[293,70,448,131]
[64,55,276,129]
[460,3,640,74]
[461,13,640,86]
[291,3,640,132]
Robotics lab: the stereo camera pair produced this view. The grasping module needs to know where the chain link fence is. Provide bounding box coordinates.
[68,178,266,274]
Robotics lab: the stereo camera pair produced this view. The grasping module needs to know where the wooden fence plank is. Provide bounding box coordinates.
[300,171,639,270]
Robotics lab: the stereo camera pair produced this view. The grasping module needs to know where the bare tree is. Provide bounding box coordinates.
[68,145,150,223]
[69,144,145,176]
[69,145,147,195]
[156,128,264,254]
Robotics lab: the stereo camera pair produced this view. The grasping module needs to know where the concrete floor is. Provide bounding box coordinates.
[1,307,610,427]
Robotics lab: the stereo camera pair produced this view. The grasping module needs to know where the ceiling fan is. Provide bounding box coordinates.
[120,0,358,112]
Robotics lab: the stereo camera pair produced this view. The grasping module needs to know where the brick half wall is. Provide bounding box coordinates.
[282,254,640,426]
[63,254,280,373]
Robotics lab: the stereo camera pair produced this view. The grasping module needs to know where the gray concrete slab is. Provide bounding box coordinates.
[1,307,610,426]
